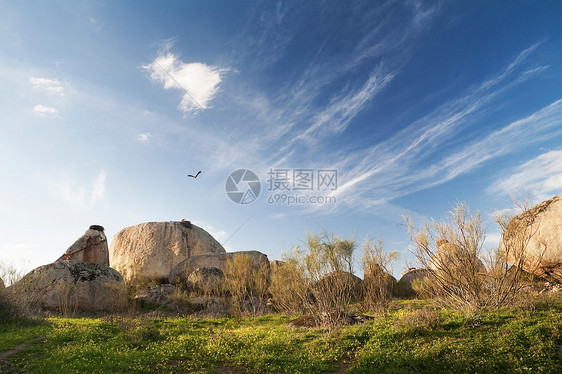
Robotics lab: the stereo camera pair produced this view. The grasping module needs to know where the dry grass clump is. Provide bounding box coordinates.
[395,306,442,332]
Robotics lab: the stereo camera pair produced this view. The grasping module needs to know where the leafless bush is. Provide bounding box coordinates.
[268,258,307,315]
[222,253,269,317]
[0,260,29,286]
[404,201,539,311]
[281,232,359,329]
[361,238,399,313]
[55,282,78,316]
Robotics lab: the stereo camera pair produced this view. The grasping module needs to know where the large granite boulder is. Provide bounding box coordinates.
[56,225,109,266]
[395,268,432,297]
[169,250,269,285]
[12,260,126,312]
[109,221,226,282]
[502,195,562,282]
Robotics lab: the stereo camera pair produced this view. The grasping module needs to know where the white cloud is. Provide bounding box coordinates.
[137,133,151,142]
[490,149,562,201]
[30,76,65,96]
[51,170,107,209]
[144,52,228,115]
[32,104,59,116]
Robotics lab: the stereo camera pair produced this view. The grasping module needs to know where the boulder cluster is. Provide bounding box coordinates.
[4,194,562,313]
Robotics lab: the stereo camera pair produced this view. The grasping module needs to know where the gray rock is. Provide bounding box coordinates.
[395,268,432,297]
[12,260,126,312]
[109,221,226,282]
[134,284,176,308]
[56,225,109,266]
[187,267,224,295]
[502,194,562,282]
[170,250,269,285]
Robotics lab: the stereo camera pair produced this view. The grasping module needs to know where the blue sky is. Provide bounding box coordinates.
[1,1,561,278]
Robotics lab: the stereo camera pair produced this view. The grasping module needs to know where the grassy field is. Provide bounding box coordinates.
[1,298,561,374]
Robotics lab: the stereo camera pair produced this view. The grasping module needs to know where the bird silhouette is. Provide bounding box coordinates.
[188,171,201,179]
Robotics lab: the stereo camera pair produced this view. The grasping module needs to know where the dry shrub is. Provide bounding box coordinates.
[404,201,539,311]
[281,232,359,329]
[55,282,78,316]
[361,238,398,313]
[0,260,29,287]
[223,253,270,317]
[268,259,307,315]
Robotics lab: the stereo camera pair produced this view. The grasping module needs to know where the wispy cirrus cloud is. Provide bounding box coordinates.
[325,44,557,210]
[50,170,107,209]
[143,52,229,115]
[489,149,562,201]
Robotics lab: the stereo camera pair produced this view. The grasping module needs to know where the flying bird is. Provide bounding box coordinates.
[188,171,201,179]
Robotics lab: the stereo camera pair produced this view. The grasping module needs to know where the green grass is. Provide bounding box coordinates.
[1,301,561,373]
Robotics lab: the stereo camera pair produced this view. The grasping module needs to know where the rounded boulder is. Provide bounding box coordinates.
[502,194,562,282]
[109,221,226,282]
[12,260,126,312]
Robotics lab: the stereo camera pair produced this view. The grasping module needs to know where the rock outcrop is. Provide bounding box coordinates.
[134,284,176,309]
[187,267,224,295]
[502,194,562,282]
[109,221,226,282]
[169,250,269,285]
[56,225,109,266]
[395,268,432,297]
[12,260,126,312]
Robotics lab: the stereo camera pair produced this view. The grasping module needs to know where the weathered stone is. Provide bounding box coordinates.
[395,268,432,297]
[12,260,126,312]
[502,194,562,282]
[134,284,176,308]
[56,225,109,266]
[170,250,269,285]
[187,267,224,295]
[109,221,226,282]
